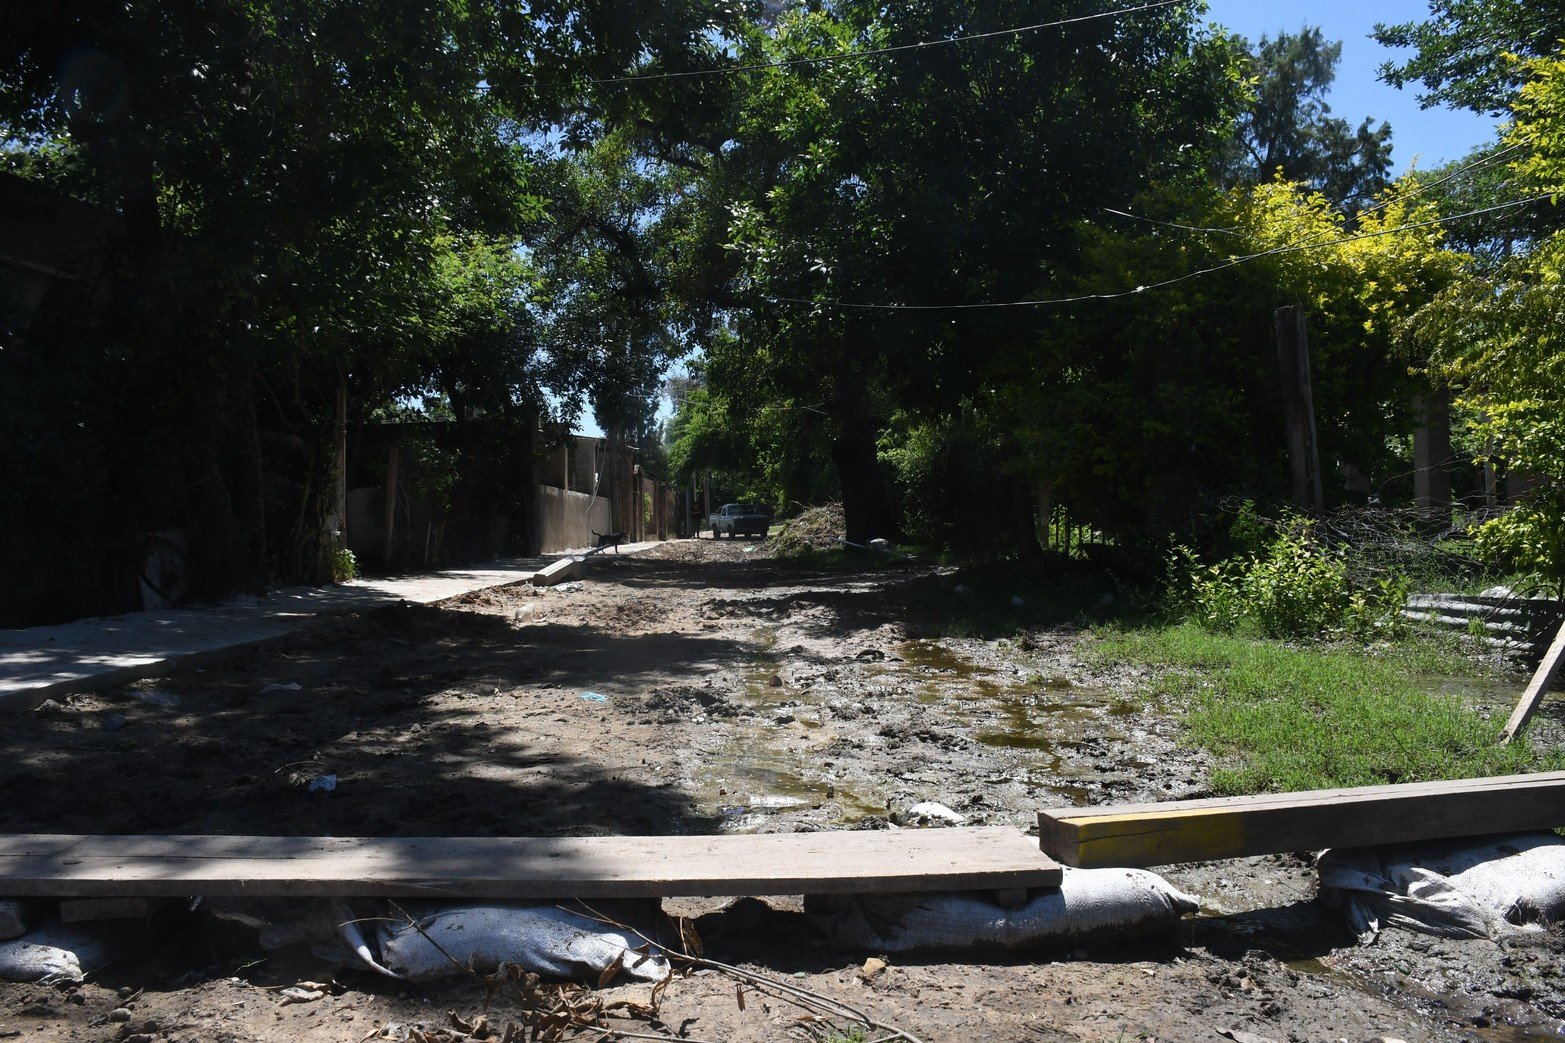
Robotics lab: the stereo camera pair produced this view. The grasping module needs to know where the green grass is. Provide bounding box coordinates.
[1089,623,1561,795]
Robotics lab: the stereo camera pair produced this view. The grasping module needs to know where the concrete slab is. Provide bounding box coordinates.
[530,556,586,587]
[0,542,665,706]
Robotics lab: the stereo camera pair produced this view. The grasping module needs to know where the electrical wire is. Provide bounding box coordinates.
[762,192,1553,311]
[1103,142,1528,238]
[588,0,1184,85]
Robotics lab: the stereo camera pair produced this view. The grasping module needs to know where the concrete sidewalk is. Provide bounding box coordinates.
[0,542,661,706]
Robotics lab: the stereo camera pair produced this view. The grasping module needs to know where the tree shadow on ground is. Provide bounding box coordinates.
[0,601,736,838]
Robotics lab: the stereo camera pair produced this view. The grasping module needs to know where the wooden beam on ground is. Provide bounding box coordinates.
[0,827,1060,899]
[1503,618,1565,743]
[1039,771,1565,868]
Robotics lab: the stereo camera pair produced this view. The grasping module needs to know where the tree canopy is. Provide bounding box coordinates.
[1222,27,1393,210]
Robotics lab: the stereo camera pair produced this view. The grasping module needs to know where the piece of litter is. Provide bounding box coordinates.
[903,801,966,826]
[556,582,583,592]
[580,692,609,704]
[132,691,181,708]
[743,546,756,553]
[279,987,324,1004]
[306,774,337,794]
[1010,596,1026,608]
[259,683,302,695]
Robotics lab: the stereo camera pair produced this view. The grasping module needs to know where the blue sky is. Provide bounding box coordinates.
[1204,0,1502,170]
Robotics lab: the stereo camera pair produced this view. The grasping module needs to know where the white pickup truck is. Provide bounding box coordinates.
[708,502,770,539]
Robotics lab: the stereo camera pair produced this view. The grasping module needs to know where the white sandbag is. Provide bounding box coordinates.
[805,867,1200,953]
[0,921,117,983]
[1318,832,1565,943]
[350,904,670,983]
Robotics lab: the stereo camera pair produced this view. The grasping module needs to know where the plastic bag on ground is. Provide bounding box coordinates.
[0,921,118,983]
[1318,832,1565,943]
[345,903,670,983]
[805,867,1199,953]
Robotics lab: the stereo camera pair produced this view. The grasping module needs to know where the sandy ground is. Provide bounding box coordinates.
[1,538,1561,1042]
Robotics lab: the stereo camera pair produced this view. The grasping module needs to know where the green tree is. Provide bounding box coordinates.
[1412,55,1565,596]
[701,0,1244,546]
[1222,27,1394,210]
[0,0,742,606]
[1375,1,1565,115]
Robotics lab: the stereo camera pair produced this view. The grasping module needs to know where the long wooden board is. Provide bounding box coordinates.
[1502,617,1565,743]
[1039,771,1565,868]
[0,827,1060,899]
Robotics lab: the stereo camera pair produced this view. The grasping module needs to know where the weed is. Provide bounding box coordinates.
[1090,624,1560,794]
[1170,521,1407,640]
[819,1030,868,1043]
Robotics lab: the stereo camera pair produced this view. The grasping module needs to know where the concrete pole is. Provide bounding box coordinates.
[382,444,399,567]
[1413,390,1453,513]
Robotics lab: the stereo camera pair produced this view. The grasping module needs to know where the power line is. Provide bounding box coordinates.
[588,0,1184,86]
[762,193,1552,312]
[1103,143,1527,239]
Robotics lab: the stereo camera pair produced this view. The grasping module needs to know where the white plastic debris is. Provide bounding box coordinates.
[344,904,669,983]
[805,867,1199,953]
[259,682,303,695]
[306,774,337,793]
[1319,832,1565,942]
[902,802,967,826]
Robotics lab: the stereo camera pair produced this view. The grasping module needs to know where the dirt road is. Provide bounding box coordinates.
[1,539,1559,1041]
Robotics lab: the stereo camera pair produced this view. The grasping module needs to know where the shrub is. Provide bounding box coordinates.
[1172,519,1406,640]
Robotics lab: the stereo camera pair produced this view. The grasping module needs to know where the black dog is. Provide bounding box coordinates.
[592,529,627,552]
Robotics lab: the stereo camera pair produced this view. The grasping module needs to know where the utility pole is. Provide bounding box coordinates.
[1275,306,1323,512]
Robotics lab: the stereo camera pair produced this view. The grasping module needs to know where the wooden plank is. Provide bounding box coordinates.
[1039,771,1565,869]
[0,827,1060,899]
[1503,618,1565,743]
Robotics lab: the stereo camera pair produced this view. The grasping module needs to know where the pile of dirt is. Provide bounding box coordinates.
[770,503,846,555]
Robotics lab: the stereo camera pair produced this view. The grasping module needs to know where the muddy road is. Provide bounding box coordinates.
[1,539,1560,1042]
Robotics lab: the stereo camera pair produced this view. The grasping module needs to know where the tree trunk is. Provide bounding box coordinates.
[1012,477,1044,559]
[832,429,898,545]
[1035,482,1053,552]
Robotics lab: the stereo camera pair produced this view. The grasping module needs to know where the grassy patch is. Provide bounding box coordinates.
[1089,624,1560,795]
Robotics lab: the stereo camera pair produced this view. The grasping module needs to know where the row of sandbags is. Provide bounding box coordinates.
[0,866,1196,984]
[6,834,1564,985]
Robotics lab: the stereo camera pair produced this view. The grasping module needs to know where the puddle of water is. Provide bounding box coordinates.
[1039,782,1091,806]
[970,689,1125,752]
[898,639,995,675]
[700,744,885,831]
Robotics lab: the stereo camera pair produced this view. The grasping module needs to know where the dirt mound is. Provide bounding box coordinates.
[771,503,846,555]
